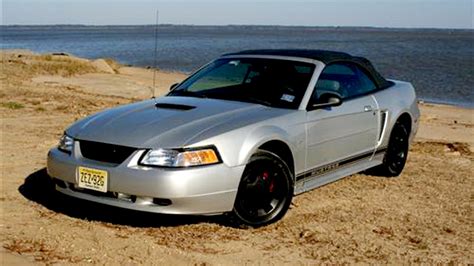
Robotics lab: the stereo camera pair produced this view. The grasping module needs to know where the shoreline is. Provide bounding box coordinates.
[416,98,473,110]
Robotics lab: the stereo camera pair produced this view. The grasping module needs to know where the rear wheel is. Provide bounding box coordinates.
[376,121,410,177]
[230,150,293,227]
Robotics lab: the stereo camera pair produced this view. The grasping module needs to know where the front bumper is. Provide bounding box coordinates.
[47,146,245,215]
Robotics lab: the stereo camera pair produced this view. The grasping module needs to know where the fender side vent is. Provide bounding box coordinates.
[378,111,388,141]
[155,103,195,110]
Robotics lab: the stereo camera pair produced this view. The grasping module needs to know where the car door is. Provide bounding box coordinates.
[305,62,379,171]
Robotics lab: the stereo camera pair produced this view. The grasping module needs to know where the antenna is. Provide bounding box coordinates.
[152,10,159,103]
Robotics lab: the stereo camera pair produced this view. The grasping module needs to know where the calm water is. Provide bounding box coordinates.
[2,25,473,107]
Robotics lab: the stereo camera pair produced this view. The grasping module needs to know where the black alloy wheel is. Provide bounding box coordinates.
[231,150,293,227]
[379,121,410,177]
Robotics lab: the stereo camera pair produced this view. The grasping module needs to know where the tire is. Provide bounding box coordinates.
[230,150,293,227]
[376,121,410,177]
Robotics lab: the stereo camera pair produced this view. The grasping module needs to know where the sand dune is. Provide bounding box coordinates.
[1,51,472,264]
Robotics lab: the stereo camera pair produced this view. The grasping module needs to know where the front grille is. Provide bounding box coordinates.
[79,139,137,164]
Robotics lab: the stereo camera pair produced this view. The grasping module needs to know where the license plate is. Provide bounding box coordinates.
[77,166,108,193]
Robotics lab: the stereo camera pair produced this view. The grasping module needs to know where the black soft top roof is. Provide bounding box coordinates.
[223,49,392,89]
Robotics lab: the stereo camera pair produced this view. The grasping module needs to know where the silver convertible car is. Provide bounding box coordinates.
[47,49,419,226]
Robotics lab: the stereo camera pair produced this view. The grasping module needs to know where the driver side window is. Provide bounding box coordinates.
[310,62,377,104]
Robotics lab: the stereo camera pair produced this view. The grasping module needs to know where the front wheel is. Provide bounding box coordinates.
[230,150,293,227]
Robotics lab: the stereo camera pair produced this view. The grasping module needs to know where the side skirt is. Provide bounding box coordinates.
[294,148,386,195]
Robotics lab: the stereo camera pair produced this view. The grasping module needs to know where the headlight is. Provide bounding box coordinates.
[140,147,221,167]
[58,134,74,153]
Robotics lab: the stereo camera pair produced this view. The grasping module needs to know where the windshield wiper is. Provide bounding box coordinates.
[169,90,208,99]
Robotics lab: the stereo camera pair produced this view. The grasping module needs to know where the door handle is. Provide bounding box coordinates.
[364,105,373,112]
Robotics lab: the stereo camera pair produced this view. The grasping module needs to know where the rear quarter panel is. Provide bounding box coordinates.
[373,80,420,148]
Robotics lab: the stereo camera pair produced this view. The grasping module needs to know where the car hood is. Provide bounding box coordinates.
[66,96,286,148]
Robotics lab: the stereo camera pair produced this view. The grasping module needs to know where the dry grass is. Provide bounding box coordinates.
[29,58,97,77]
[1,52,130,116]
[2,52,98,79]
[1,101,24,109]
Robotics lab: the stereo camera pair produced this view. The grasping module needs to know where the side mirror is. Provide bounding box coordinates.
[170,83,179,91]
[310,93,343,110]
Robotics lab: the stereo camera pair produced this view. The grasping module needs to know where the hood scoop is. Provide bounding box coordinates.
[155,103,195,111]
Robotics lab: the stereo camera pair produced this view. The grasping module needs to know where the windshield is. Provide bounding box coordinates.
[168,58,315,109]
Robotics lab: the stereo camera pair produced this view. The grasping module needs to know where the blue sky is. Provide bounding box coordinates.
[2,0,473,29]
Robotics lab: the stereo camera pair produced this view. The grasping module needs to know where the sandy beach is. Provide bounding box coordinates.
[1,51,472,264]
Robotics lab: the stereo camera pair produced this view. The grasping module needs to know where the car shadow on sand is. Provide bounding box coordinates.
[19,168,224,228]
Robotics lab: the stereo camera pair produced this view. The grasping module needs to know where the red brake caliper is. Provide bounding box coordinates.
[262,172,274,193]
